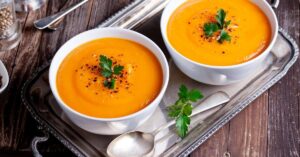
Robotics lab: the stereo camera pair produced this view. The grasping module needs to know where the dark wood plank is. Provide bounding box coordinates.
[267,0,300,156]
[37,0,94,66]
[227,93,268,157]
[190,125,229,157]
[192,93,269,157]
[0,3,47,150]
[0,12,28,148]
[88,0,132,29]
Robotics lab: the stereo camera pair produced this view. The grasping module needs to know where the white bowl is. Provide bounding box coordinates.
[0,60,9,93]
[49,28,169,135]
[161,0,278,85]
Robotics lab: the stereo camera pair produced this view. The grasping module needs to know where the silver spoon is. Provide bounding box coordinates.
[107,91,230,157]
[47,18,64,31]
[34,0,88,30]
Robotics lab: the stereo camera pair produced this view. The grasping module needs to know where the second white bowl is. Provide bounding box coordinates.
[161,0,278,85]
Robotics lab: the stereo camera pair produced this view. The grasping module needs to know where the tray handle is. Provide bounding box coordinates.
[270,0,280,9]
[31,126,50,157]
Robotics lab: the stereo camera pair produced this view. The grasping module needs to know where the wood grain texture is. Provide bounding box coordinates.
[227,93,268,157]
[0,4,47,150]
[0,0,299,156]
[191,93,269,157]
[190,126,229,157]
[267,0,300,156]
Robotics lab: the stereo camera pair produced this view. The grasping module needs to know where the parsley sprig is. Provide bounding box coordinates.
[203,23,219,37]
[99,55,124,89]
[203,9,231,43]
[168,85,203,138]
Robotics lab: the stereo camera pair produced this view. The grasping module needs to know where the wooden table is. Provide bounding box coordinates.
[0,0,299,156]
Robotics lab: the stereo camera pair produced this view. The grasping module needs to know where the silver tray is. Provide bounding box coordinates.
[21,0,299,157]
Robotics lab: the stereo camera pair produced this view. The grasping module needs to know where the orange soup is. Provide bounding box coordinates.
[57,38,163,118]
[167,0,271,66]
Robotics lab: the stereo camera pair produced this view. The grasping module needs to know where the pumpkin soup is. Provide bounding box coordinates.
[57,38,163,118]
[167,0,271,66]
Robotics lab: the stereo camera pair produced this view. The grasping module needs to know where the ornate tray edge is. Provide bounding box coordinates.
[97,0,144,27]
[177,28,299,157]
[21,62,86,157]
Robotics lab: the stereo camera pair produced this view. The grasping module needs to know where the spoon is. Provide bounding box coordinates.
[107,91,230,157]
[34,0,88,30]
[47,18,64,31]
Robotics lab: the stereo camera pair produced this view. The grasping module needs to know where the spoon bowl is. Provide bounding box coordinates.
[107,131,154,157]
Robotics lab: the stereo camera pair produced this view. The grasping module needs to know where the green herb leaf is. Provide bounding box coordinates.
[188,89,204,102]
[183,103,193,116]
[113,65,124,75]
[100,55,112,71]
[110,79,116,89]
[168,85,203,138]
[176,114,190,138]
[218,29,231,43]
[101,70,112,78]
[203,23,219,37]
[216,9,226,29]
[168,104,182,118]
[178,84,188,100]
[103,79,116,89]
[203,8,232,43]
[99,55,124,90]
[224,20,231,28]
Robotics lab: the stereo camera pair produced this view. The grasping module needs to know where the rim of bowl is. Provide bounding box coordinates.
[49,28,169,121]
[0,60,9,93]
[161,0,279,69]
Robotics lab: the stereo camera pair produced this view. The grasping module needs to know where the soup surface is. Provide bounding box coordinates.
[57,38,163,118]
[167,0,271,66]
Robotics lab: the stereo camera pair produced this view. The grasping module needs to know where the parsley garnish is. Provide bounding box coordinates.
[203,23,219,37]
[216,9,226,29]
[218,29,231,43]
[168,85,203,138]
[203,9,232,43]
[99,55,124,89]
[113,65,124,75]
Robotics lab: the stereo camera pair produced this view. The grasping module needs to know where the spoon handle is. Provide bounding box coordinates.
[34,0,88,29]
[153,91,230,135]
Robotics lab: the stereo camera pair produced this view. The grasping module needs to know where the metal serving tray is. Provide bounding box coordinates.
[21,0,298,156]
